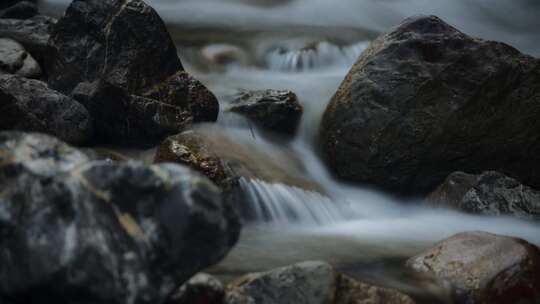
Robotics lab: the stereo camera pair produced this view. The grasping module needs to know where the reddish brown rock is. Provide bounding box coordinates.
[407,231,540,304]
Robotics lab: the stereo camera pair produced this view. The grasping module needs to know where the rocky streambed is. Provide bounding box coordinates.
[1,0,540,303]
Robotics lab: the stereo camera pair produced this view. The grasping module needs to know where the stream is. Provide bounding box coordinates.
[40,0,540,301]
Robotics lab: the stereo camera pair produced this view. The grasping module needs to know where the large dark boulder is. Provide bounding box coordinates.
[427,171,540,221]
[320,15,540,195]
[0,131,240,304]
[47,0,181,93]
[47,0,218,145]
[407,231,540,304]
[0,74,92,144]
[228,89,303,136]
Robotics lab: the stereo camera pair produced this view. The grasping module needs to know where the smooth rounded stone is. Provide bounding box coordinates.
[320,15,540,195]
[227,261,416,304]
[427,171,540,221]
[406,231,540,304]
[228,89,303,136]
[0,1,38,19]
[47,0,218,145]
[228,261,336,304]
[0,131,241,304]
[0,74,92,145]
[167,273,225,304]
[0,15,56,66]
[334,274,416,304]
[0,38,41,78]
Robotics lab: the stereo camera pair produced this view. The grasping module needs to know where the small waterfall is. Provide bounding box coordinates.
[265,41,369,72]
[238,177,355,225]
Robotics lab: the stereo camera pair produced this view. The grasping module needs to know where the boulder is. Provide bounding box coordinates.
[0,131,241,304]
[320,15,540,195]
[427,171,540,221]
[0,74,92,145]
[47,0,218,145]
[229,89,303,136]
[406,231,540,304]
[0,1,38,19]
[167,273,225,304]
[0,38,41,78]
[0,16,56,67]
[47,0,181,94]
[227,261,415,304]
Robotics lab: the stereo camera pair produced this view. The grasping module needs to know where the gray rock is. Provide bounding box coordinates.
[320,15,540,195]
[0,15,55,66]
[0,74,92,145]
[406,231,540,304]
[229,89,303,136]
[168,273,225,304]
[427,171,540,221]
[0,131,241,304]
[46,0,218,145]
[228,261,336,304]
[0,38,41,78]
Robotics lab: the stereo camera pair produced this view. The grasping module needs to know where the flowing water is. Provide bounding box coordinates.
[41,0,540,301]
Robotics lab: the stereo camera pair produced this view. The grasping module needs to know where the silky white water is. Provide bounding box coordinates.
[41,0,540,298]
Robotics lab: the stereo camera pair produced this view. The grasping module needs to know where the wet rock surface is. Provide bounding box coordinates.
[0,131,241,304]
[229,89,303,136]
[228,261,336,304]
[0,74,92,144]
[407,231,540,304]
[47,0,218,146]
[427,171,540,221]
[227,261,416,304]
[320,15,540,195]
[154,128,323,221]
[0,38,41,78]
[155,130,230,187]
